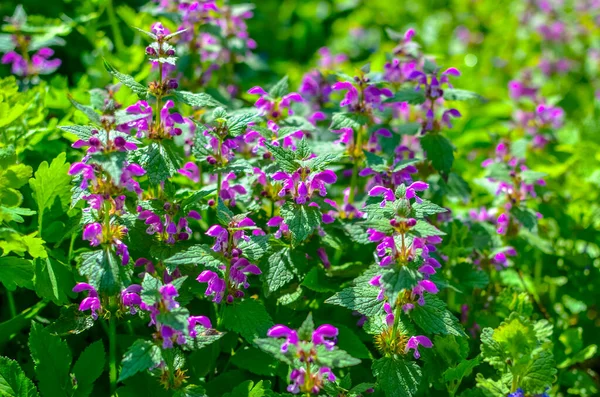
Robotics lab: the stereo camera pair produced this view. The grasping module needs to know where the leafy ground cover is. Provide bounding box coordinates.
[0,1,599,396]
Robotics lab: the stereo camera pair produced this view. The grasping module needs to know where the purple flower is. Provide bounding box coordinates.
[83,223,103,246]
[267,325,299,352]
[312,324,338,350]
[2,47,61,77]
[405,335,433,359]
[406,181,429,203]
[121,285,142,314]
[188,316,212,338]
[73,283,101,320]
[178,162,200,182]
[368,186,396,207]
[197,270,226,303]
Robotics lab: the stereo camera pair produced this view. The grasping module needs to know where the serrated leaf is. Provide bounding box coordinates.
[325,285,385,317]
[119,340,163,382]
[263,247,302,293]
[157,307,190,332]
[330,112,368,130]
[372,357,422,397]
[280,202,321,245]
[265,143,300,173]
[254,338,294,365]
[230,347,279,377]
[135,142,182,185]
[410,295,466,337]
[221,299,273,342]
[237,235,270,262]
[510,206,538,232]
[0,356,40,397]
[28,322,72,397]
[163,244,224,272]
[104,60,149,99]
[72,341,105,397]
[173,91,222,108]
[0,257,34,291]
[58,125,96,140]
[227,110,260,136]
[315,345,361,368]
[29,152,71,229]
[519,351,556,394]
[268,76,289,98]
[78,250,129,295]
[67,96,101,124]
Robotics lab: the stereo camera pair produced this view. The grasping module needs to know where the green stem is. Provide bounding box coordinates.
[108,317,118,395]
[348,125,365,203]
[6,288,16,318]
[106,0,124,53]
[67,233,76,265]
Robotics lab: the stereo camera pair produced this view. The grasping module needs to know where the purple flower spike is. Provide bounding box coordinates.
[405,335,433,359]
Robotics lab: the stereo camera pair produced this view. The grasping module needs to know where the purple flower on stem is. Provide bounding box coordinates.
[267,325,299,352]
[73,283,102,320]
[121,285,142,314]
[405,335,433,359]
[312,324,338,350]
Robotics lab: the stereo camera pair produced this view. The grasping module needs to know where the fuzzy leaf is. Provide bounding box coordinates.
[0,257,34,291]
[221,299,273,342]
[410,295,466,337]
[385,89,426,105]
[28,322,72,397]
[118,340,162,382]
[372,357,422,397]
[0,356,40,397]
[280,202,321,245]
[104,60,149,99]
[174,91,222,108]
[325,285,385,317]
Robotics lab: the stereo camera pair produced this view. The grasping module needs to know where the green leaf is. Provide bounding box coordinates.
[58,125,96,141]
[443,89,484,102]
[163,244,224,272]
[443,356,481,383]
[221,299,273,342]
[510,206,538,232]
[104,60,149,99]
[0,356,40,397]
[268,76,289,98]
[385,89,426,105]
[28,322,72,397]
[173,91,222,108]
[34,257,75,306]
[29,152,71,229]
[254,338,294,365]
[372,357,422,397]
[280,202,321,245]
[78,250,129,295]
[67,96,101,124]
[412,199,447,218]
[297,313,315,341]
[230,346,279,377]
[118,340,163,382]
[410,295,466,337]
[411,220,445,238]
[330,112,368,130]
[135,142,182,185]
[89,151,127,182]
[227,110,260,136]
[0,257,34,291]
[263,247,302,293]
[237,235,270,262]
[518,351,556,394]
[265,143,299,173]
[422,135,454,175]
[301,267,338,292]
[325,285,385,317]
[45,306,94,336]
[72,341,105,397]
[157,307,190,332]
[315,345,361,368]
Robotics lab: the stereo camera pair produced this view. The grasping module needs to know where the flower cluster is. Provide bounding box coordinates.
[267,320,339,394]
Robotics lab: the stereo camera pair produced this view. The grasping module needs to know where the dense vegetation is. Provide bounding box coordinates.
[0,1,598,396]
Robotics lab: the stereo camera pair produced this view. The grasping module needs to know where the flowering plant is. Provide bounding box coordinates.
[0,1,598,397]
